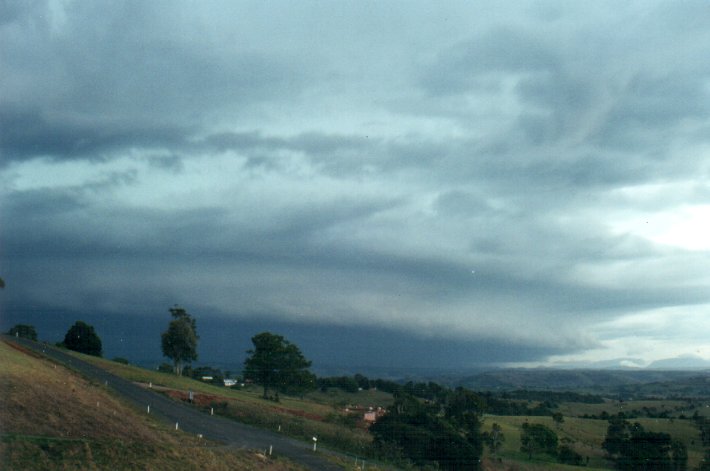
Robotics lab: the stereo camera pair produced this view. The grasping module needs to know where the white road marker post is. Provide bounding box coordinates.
[175,422,179,430]
[312,437,317,452]
[210,407,214,416]
[147,405,150,414]
[269,445,273,456]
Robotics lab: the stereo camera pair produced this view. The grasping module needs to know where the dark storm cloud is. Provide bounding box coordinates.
[0,1,307,163]
[0,104,188,162]
[3,1,710,367]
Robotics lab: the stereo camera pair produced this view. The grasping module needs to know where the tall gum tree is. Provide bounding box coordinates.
[160,306,198,376]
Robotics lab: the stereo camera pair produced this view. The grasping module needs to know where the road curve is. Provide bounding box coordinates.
[5,336,343,470]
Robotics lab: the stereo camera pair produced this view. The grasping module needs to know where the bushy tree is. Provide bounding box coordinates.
[671,440,688,471]
[370,392,482,470]
[699,449,710,471]
[7,324,38,341]
[161,306,198,376]
[520,422,558,459]
[63,321,102,356]
[552,412,565,429]
[243,332,315,399]
[483,423,505,459]
[603,419,682,471]
[602,416,631,456]
[558,445,583,466]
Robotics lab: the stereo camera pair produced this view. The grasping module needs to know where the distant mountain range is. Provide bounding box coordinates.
[428,366,710,398]
[646,355,710,370]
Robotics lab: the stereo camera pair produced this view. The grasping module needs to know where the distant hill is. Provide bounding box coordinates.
[452,368,710,397]
[647,355,710,370]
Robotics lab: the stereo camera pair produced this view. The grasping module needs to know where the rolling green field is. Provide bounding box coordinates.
[481,413,705,470]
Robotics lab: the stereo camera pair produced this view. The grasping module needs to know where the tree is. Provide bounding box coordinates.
[370,392,482,470]
[161,306,198,376]
[552,412,565,429]
[63,321,102,356]
[700,449,710,471]
[558,445,583,466]
[520,422,558,459]
[243,332,314,399]
[671,440,688,471]
[604,419,678,471]
[7,324,38,341]
[602,417,631,456]
[483,423,505,459]
[443,387,484,460]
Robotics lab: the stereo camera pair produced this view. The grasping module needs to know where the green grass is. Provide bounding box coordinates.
[0,341,307,470]
[62,349,710,470]
[65,349,379,457]
[481,412,706,470]
[306,387,395,408]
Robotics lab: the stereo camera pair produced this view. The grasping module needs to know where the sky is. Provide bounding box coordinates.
[2,0,710,371]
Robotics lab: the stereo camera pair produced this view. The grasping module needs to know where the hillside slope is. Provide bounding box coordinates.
[0,340,304,470]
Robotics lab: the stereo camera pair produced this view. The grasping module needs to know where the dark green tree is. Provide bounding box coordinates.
[699,449,710,471]
[483,423,505,459]
[243,332,314,399]
[552,412,565,429]
[602,417,631,456]
[370,392,482,470]
[671,440,688,471]
[520,422,558,459]
[63,321,102,356]
[7,324,38,341]
[604,419,678,471]
[558,445,583,466]
[444,387,484,460]
[160,306,198,376]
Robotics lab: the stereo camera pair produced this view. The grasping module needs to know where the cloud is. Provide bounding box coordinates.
[2,1,710,368]
[0,104,189,163]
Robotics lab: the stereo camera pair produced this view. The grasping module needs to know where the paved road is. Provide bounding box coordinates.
[5,336,343,470]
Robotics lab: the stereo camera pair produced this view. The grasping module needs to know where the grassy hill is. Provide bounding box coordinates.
[0,341,305,470]
[64,350,388,458]
[61,349,710,470]
[5,341,709,470]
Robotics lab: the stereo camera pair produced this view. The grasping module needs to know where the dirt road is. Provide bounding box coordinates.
[5,336,343,470]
